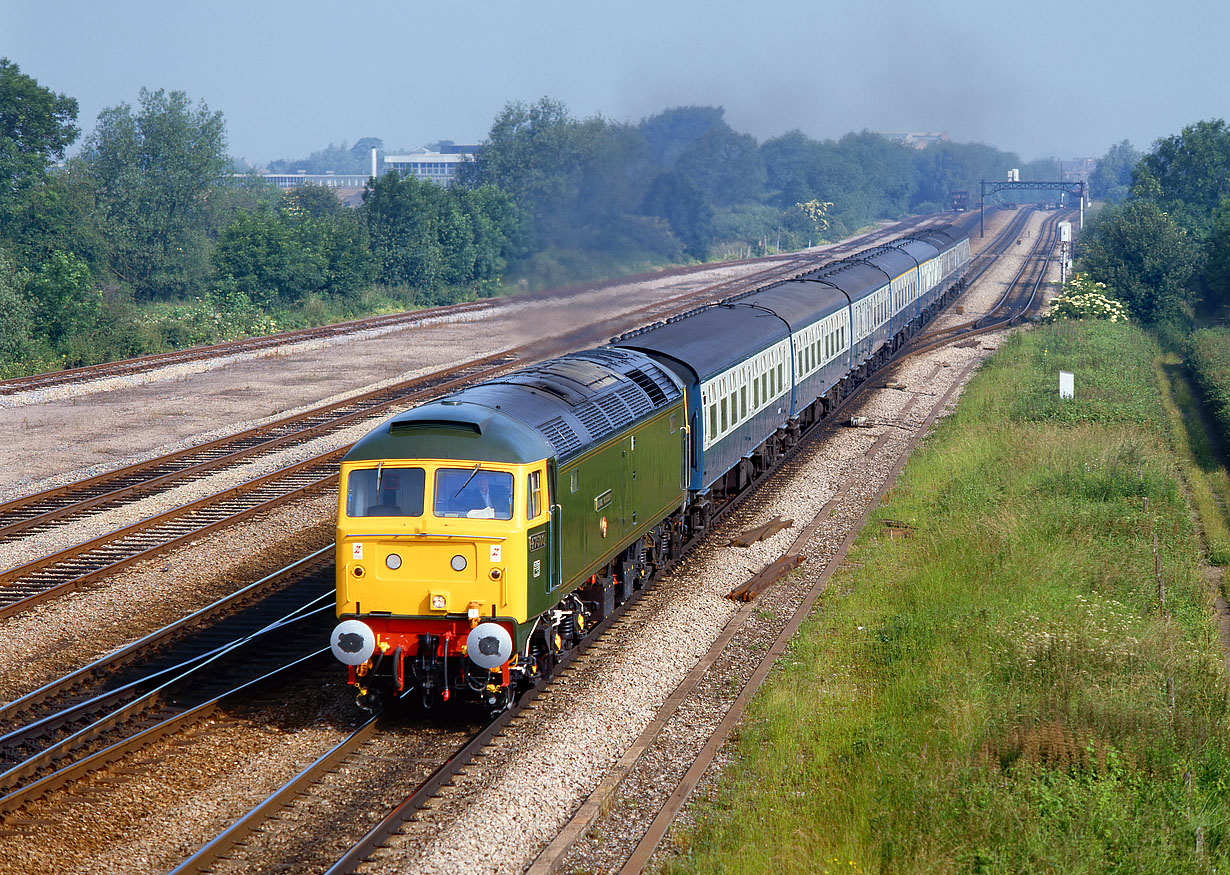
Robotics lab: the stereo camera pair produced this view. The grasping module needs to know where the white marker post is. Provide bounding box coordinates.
[1059,371,1074,400]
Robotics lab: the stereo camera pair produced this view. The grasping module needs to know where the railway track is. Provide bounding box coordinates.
[0,211,1003,870]
[0,549,337,815]
[534,209,1067,874]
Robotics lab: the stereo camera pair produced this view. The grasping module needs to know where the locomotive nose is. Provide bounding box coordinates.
[331,619,376,665]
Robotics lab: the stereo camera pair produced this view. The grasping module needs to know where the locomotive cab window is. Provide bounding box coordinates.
[433,468,514,520]
[346,466,425,518]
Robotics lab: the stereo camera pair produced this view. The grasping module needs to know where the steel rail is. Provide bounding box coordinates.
[167,712,384,875]
[0,351,520,537]
[0,593,336,815]
[0,649,331,817]
[0,601,331,773]
[538,212,1060,873]
[914,207,1057,342]
[614,358,982,874]
[0,450,343,619]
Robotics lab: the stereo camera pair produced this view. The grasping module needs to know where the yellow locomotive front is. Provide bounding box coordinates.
[330,401,558,710]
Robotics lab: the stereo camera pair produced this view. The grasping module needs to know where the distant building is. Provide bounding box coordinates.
[242,143,479,205]
[877,131,950,149]
[257,171,371,190]
[383,146,477,186]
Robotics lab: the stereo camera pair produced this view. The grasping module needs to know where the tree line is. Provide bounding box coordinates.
[0,60,523,376]
[459,100,1060,287]
[1077,120,1230,329]
[2,59,1056,377]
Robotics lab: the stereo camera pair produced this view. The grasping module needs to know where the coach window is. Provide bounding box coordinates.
[741,386,748,419]
[720,397,728,432]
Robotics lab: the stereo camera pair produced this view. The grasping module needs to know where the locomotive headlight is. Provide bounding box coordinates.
[450,554,468,572]
[385,553,402,570]
[430,593,447,610]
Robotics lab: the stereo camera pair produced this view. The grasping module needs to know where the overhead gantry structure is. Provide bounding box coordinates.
[979,180,1087,237]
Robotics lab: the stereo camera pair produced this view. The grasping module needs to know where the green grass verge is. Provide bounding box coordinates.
[662,321,1230,874]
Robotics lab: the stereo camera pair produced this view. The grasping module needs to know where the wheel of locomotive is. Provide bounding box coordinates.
[532,625,559,677]
[620,539,646,596]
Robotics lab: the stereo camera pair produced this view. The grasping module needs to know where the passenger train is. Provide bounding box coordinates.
[329,225,972,711]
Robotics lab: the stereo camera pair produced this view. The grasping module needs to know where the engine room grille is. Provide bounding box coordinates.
[625,368,667,406]
[617,384,652,418]
[537,416,582,457]
[573,400,613,437]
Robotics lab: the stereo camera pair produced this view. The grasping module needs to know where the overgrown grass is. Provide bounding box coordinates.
[1188,329,1230,439]
[663,321,1230,873]
[1155,354,1230,566]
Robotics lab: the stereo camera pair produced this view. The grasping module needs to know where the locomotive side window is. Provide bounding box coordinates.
[527,469,542,520]
[433,468,514,520]
[346,466,425,517]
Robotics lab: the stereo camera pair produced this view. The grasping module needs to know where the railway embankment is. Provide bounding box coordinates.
[658,319,1230,873]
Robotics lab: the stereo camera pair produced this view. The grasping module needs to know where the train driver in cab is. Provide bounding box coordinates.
[437,468,514,519]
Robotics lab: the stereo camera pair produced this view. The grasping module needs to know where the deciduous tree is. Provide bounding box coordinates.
[1078,200,1203,323]
[1136,119,1230,234]
[83,88,229,300]
[0,58,79,222]
[1089,140,1141,205]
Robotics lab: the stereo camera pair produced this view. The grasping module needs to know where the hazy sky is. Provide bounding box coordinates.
[3,0,1227,166]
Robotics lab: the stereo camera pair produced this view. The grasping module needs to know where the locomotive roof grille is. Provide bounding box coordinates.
[538,416,583,456]
[625,367,668,406]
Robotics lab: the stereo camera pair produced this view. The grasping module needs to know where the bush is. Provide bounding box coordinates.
[1040,274,1129,323]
